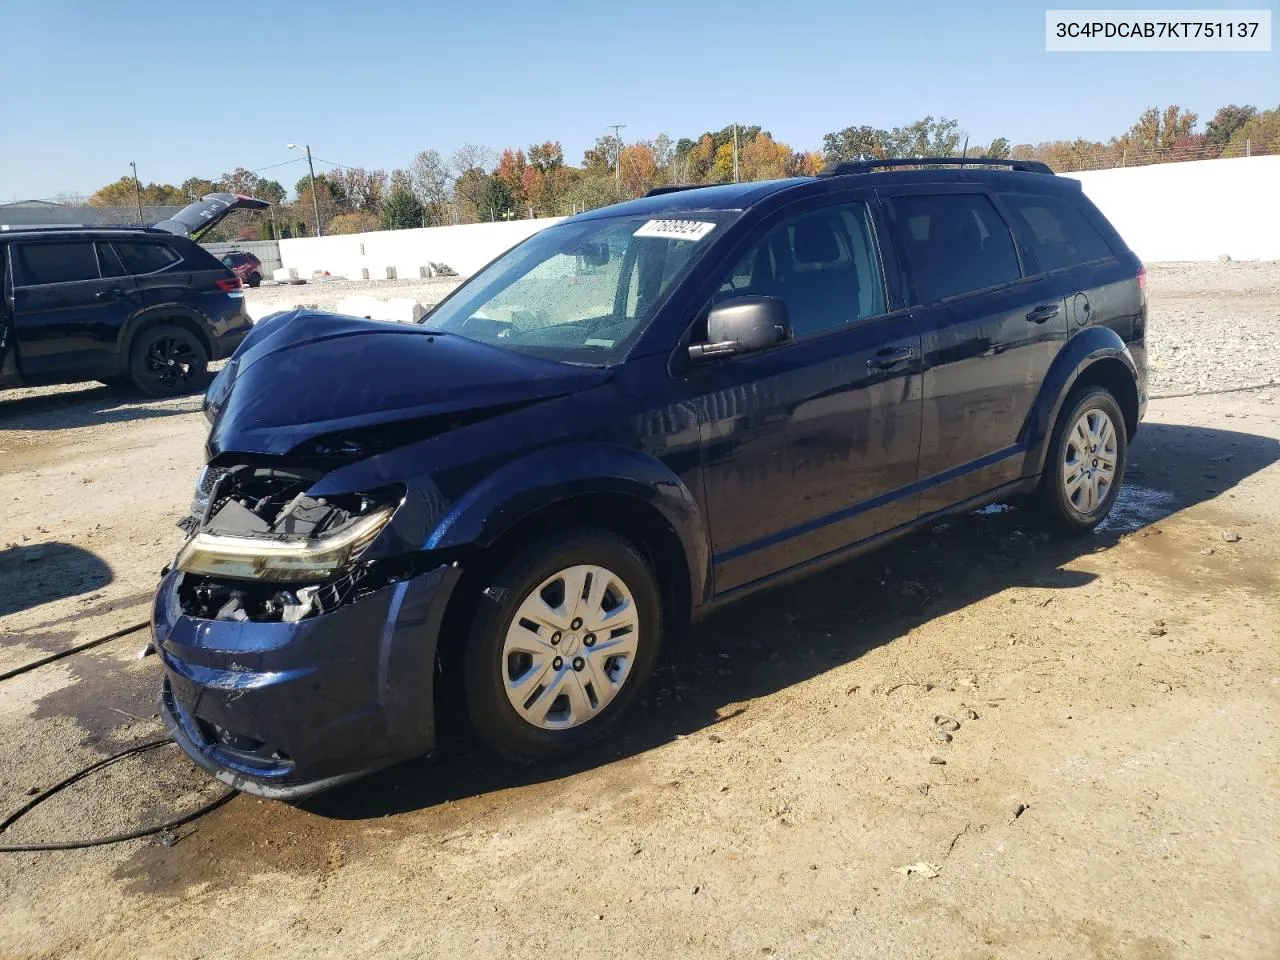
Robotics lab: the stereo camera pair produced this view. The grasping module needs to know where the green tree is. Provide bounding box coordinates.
[1206,104,1258,152]
[982,137,1011,160]
[1225,107,1280,156]
[478,175,515,220]
[822,125,888,162]
[379,179,425,230]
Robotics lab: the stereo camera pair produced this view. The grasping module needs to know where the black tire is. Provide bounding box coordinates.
[129,325,209,398]
[463,530,663,762]
[1036,385,1128,533]
[247,272,262,288]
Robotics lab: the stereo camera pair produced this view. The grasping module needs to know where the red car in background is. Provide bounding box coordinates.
[221,251,263,287]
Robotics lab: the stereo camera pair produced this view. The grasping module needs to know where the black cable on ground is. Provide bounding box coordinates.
[0,738,237,852]
[0,620,151,683]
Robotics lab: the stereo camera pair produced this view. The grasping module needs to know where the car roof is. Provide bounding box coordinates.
[570,166,1077,221]
[0,226,174,241]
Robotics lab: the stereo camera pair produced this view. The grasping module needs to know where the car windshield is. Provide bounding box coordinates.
[426,212,738,364]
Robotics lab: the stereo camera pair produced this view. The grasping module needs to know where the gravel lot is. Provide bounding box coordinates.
[1142,262,1280,396]
[0,261,1277,959]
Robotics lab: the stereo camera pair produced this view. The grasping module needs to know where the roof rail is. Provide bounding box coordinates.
[0,224,158,234]
[643,184,706,198]
[818,157,1054,177]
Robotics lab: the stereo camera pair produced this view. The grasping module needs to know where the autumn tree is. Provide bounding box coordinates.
[618,143,658,196]
[738,133,791,181]
[328,211,380,235]
[88,177,185,207]
[494,148,529,208]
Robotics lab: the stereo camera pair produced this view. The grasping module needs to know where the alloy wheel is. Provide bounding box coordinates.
[144,337,197,389]
[500,564,639,730]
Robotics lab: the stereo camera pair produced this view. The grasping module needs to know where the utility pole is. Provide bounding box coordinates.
[961,135,969,159]
[733,124,740,183]
[129,161,144,225]
[268,204,278,241]
[608,124,626,192]
[288,143,323,237]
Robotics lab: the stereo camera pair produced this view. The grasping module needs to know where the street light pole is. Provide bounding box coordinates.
[288,143,323,237]
[608,124,626,193]
[129,161,144,225]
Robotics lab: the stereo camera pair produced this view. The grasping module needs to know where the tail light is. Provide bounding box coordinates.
[216,276,242,293]
[1136,265,1147,294]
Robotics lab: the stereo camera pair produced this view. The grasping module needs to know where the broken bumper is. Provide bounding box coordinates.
[154,561,461,799]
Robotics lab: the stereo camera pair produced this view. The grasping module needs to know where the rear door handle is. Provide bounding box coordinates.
[1026,304,1060,324]
[867,346,914,370]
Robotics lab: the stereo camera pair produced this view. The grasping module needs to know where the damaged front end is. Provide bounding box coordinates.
[156,462,461,798]
[176,465,403,623]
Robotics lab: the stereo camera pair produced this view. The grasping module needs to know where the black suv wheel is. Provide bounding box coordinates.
[129,325,209,398]
[1037,385,1128,533]
[463,530,663,762]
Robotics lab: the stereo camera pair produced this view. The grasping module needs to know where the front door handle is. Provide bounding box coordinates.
[1026,304,1060,324]
[867,346,914,370]
[95,287,125,300]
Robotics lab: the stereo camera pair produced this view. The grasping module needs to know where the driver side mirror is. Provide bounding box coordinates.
[688,296,792,360]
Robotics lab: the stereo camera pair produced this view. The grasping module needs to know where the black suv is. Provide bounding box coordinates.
[0,193,267,397]
[156,159,1147,797]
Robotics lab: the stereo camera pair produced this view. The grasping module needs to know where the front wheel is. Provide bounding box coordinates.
[463,531,662,762]
[129,324,209,398]
[1036,385,1128,533]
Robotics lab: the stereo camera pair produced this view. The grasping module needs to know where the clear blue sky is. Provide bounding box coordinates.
[2,0,1276,200]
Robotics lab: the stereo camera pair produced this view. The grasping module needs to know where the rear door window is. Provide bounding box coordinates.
[114,241,181,275]
[96,242,127,278]
[1001,193,1114,272]
[886,194,1022,304]
[13,242,102,285]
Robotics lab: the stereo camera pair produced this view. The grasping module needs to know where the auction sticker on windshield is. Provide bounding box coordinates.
[633,219,717,242]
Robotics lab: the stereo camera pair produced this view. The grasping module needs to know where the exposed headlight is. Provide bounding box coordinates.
[175,507,394,582]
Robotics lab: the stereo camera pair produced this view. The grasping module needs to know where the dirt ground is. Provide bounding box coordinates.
[0,271,1278,958]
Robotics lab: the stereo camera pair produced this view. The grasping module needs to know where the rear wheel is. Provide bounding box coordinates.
[129,325,209,398]
[463,531,662,762]
[247,272,262,288]
[1037,385,1127,533]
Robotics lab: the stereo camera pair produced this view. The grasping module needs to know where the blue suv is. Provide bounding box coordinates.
[155,159,1147,797]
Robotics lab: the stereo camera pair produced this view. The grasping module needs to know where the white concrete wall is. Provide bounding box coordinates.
[275,156,1280,277]
[1064,155,1280,262]
[279,217,565,280]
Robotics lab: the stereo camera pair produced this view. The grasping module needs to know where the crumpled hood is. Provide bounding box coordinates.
[206,310,610,457]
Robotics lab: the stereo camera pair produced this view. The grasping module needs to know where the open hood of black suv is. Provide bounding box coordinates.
[153,192,271,240]
[206,311,610,458]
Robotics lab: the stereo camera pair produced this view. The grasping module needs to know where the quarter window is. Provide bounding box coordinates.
[13,242,100,285]
[114,241,180,275]
[1002,193,1113,272]
[714,202,887,339]
[887,194,1022,304]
